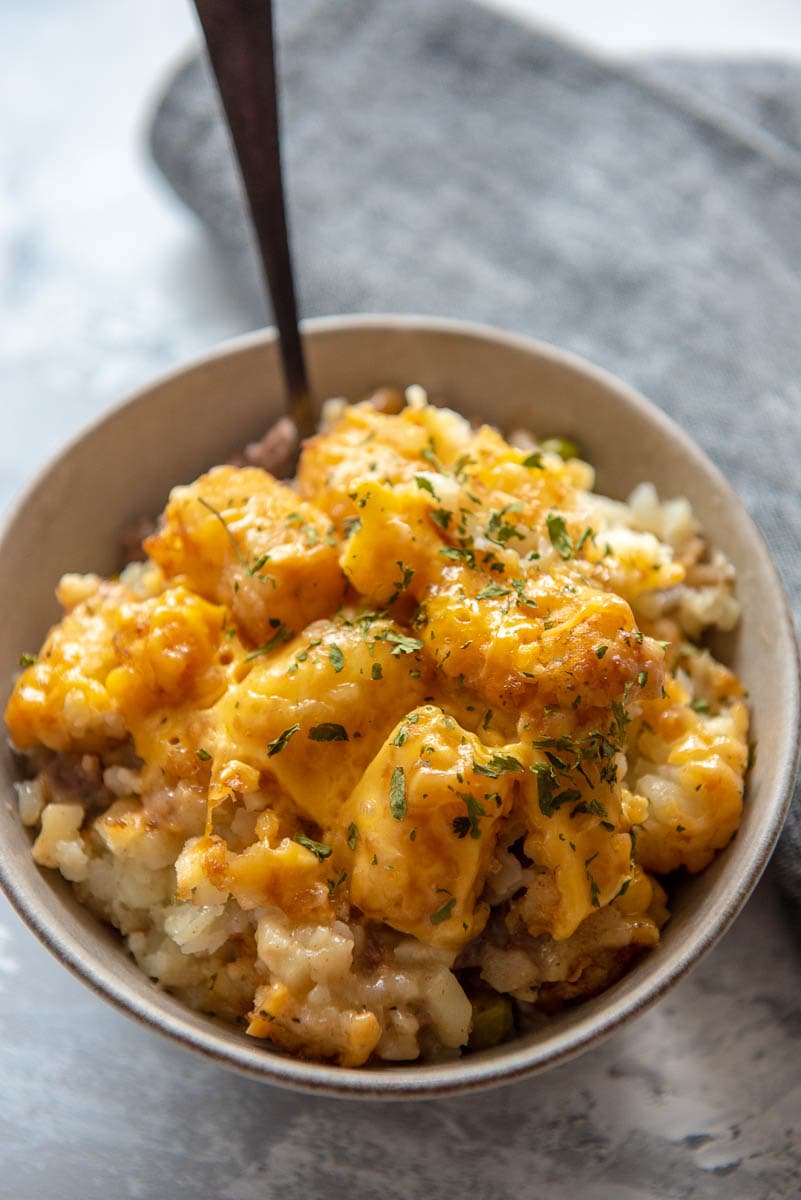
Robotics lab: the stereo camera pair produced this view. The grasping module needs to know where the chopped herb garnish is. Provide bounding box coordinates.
[439,546,476,568]
[347,822,358,850]
[389,766,407,820]
[326,869,347,896]
[292,833,332,861]
[267,723,300,757]
[612,877,632,901]
[585,853,601,907]
[452,792,486,840]
[383,631,423,656]
[429,508,452,531]
[18,653,37,668]
[637,671,648,687]
[487,752,524,774]
[511,578,538,608]
[453,453,473,480]
[393,562,415,595]
[421,443,444,471]
[415,475,438,498]
[250,552,271,575]
[430,896,456,925]
[198,498,249,570]
[482,709,493,731]
[532,763,582,817]
[690,699,711,713]
[371,662,383,680]
[196,748,212,762]
[486,506,525,547]
[476,583,513,600]
[522,452,543,469]
[343,516,362,537]
[596,645,608,659]
[245,625,291,660]
[308,723,349,742]
[329,644,345,673]
[546,513,573,560]
[576,527,593,553]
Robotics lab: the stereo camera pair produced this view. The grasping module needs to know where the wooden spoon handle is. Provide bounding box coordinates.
[193,0,314,437]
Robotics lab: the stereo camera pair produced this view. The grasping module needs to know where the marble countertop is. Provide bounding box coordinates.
[1,3,799,1197]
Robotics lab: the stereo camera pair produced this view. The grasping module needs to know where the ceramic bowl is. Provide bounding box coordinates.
[0,315,798,1098]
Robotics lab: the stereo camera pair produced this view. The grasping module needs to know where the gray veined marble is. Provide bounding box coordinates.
[1,0,799,1196]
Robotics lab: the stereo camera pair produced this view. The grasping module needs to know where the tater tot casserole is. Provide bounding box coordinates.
[5,389,750,1066]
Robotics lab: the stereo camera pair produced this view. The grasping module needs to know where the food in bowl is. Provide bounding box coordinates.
[5,389,750,1066]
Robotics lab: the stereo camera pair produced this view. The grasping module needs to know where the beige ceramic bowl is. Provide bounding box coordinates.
[0,316,798,1098]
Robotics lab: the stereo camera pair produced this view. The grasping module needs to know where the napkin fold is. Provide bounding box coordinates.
[148,0,801,917]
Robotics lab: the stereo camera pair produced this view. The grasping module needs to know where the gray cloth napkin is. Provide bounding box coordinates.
[148,0,801,917]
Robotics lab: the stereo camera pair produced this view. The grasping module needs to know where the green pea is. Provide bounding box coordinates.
[541,435,583,461]
[467,991,514,1050]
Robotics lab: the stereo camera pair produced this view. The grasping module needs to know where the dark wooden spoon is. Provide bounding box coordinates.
[192,0,315,443]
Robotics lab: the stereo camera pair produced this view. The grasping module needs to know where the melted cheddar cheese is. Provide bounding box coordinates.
[5,394,749,1066]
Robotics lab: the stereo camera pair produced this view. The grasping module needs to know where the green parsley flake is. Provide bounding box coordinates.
[329,644,345,673]
[250,552,270,575]
[585,853,601,907]
[486,506,525,547]
[576,527,593,553]
[637,671,648,687]
[390,561,417,600]
[511,578,538,608]
[384,631,423,656]
[415,476,438,498]
[476,584,513,600]
[308,723,349,742]
[196,748,212,762]
[267,723,300,757]
[596,645,608,659]
[430,896,456,925]
[18,653,37,668]
[451,793,486,840]
[613,877,632,901]
[371,662,383,680]
[347,822,358,850]
[198,498,249,571]
[532,763,582,818]
[690,699,711,713]
[245,625,292,660]
[488,752,524,774]
[292,833,332,861]
[389,766,407,820]
[522,452,543,469]
[326,869,347,896]
[439,546,476,568]
[546,513,573,560]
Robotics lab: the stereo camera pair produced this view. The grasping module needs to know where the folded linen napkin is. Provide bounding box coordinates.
[148,0,801,917]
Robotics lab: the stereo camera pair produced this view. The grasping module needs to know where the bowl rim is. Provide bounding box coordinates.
[1,312,799,1099]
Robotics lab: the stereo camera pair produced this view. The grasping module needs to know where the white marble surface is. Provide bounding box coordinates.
[1,2,800,1197]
